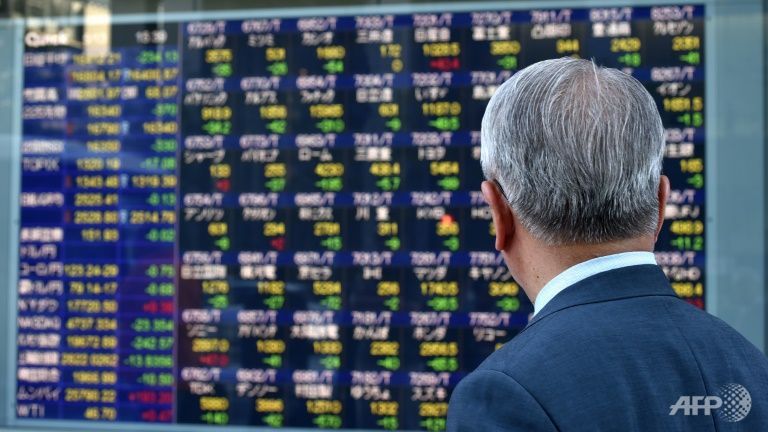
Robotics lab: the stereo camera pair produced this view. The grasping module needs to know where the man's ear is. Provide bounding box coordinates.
[481,181,514,252]
[655,175,670,241]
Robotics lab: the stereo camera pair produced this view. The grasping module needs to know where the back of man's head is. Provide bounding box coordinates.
[481,57,665,245]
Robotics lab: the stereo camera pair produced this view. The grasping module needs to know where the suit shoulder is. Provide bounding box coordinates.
[476,295,691,376]
[664,298,768,361]
[480,294,768,380]
[472,315,556,376]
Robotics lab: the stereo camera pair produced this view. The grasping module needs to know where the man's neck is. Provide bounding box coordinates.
[512,236,655,305]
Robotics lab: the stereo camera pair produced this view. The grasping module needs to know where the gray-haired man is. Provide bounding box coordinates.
[446,57,768,431]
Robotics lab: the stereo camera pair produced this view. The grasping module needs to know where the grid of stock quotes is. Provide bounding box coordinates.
[17,4,705,430]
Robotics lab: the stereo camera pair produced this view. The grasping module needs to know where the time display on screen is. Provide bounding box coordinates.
[17,5,704,430]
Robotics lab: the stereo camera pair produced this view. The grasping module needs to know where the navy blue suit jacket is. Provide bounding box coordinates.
[447,265,768,431]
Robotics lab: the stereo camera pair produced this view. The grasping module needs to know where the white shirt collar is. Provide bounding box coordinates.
[532,251,658,316]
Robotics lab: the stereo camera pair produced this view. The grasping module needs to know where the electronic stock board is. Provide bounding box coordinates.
[17,4,705,430]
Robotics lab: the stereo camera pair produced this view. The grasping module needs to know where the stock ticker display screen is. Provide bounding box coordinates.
[17,4,705,430]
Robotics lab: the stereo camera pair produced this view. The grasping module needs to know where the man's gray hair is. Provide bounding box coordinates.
[481,57,665,245]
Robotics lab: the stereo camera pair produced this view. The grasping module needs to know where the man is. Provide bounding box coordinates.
[447,57,768,431]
